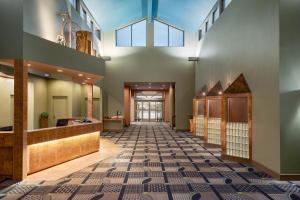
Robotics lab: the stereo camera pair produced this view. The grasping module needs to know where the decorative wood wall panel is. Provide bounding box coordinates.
[28,131,99,174]
[208,99,222,118]
[13,59,28,180]
[0,133,14,177]
[76,31,92,55]
[227,97,248,122]
[123,87,130,126]
[197,100,205,115]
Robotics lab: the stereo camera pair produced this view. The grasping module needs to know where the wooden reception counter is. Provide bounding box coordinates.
[0,132,14,177]
[27,122,102,174]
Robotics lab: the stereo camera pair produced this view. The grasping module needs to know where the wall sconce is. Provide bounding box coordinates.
[188,57,199,62]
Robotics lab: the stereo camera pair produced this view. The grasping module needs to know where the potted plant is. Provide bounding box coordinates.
[39,112,49,128]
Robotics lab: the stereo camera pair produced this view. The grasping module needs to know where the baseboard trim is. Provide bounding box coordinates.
[251,160,281,179]
[252,160,300,181]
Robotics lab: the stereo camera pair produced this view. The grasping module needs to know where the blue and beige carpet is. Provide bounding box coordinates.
[0,123,300,199]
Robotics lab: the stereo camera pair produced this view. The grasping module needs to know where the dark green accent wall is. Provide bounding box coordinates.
[279,0,300,174]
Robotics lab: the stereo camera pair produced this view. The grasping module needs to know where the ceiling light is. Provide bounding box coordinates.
[78,74,83,77]
[82,82,86,85]
[44,73,50,77]
[87,77,91,80]
[202,92,206,96]
[218,91,223,95]
[57,69,63,72]
[27,63,31,67]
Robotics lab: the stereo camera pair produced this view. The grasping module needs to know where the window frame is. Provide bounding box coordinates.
[96,29,101,41]
[198,29,202,41]
[153,19,185,47]
[115,19,147,47]
[68,0,76,8]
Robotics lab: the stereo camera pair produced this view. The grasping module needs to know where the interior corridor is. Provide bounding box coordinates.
[0,123,300,200]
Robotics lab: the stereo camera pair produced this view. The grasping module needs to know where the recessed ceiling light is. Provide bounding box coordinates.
[148,86,151,89]
[218,91,223,95]
[27,63,31,67]
[87,77,91,80]
[202,92,206,96]
[57,69,63,72]
[44,73,50,77]
[78,74,83,77]
[82,82,86,85]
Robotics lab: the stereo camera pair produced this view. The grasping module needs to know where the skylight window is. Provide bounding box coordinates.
[68,0,76,8]
[116,20,147,47]
[154,20,184,47]
[224,0,232,8]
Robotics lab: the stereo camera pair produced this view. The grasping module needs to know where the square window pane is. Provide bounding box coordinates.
[169,26,184,47]
[69,0,76,7]
[224,0,232,8]
[154,20,168,47]
[132,20,146,47]
[116,26,131,47]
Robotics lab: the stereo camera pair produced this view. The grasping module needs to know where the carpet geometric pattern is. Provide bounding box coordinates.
[1,123,300,200]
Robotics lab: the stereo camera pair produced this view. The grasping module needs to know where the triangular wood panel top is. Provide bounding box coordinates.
[224,74,251,94]
[195,85,207,98]
[207,81,223,96]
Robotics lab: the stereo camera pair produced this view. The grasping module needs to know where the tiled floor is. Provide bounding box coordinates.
[1,123,300,200]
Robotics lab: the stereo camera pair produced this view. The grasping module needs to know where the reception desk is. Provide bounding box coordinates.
[27,122,101,174]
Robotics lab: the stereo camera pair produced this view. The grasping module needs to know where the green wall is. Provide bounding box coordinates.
[279,0,300,174]
[102,21,196,130]
[0,0,23,59]
[195,0,281,173]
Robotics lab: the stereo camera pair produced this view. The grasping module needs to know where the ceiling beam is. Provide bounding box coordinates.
[145,0,158,23]
[147,0,153,23]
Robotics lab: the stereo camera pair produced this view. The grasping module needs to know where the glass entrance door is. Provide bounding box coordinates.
[142,101,150,121]
[150,102,156,121]
[156,101,163,121]
[135,101,164,122]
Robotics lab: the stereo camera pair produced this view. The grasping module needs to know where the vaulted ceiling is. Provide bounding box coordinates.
[83,0,217,31]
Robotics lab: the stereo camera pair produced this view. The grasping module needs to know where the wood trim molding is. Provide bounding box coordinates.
[27,122,102,145]
[87,84,93,119]
[251,160,280,180]
[0,133,14,147]
[123,86,130,126]
[13,60,28,180]
[251,160,300,181]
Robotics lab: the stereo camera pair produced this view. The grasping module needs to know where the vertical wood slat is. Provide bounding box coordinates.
[87,84,93,119]
[192,98,196,135]
[13,59,28,180]
[124,86,130,126]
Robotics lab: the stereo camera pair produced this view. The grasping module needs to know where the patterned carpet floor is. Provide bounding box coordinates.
[1,123,300,200]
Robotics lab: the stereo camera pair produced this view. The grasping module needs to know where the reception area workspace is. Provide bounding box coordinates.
[0,58,103,179]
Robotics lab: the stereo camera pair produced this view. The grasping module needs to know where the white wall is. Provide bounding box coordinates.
[23,0,103,55]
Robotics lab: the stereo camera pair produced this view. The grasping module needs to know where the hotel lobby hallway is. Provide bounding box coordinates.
[0,123,300,200]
